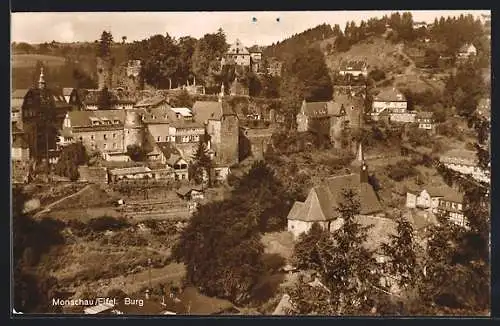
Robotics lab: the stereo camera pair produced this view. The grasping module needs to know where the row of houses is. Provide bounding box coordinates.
[11,71,241,186]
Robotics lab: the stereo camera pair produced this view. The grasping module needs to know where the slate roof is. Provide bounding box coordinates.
[167,154,186,166]
[135,95,167,108]
[170,120,205,129]
[373,88,406,102]
[109,166,151,176]
[66,110,126,127]
[192,100,236,124]
[12,89,30,99]
[287,173,383,222]
[141,106,174,124]
[227,39,250,56]
[440,188,464,204]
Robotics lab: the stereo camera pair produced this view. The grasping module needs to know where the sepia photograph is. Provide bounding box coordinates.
[11,10,491,316]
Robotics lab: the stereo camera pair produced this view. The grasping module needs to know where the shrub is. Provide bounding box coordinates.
[87,216,129,232]
[387,160,420,181]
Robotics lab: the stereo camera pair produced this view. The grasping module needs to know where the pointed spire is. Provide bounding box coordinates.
[38,66,46,89]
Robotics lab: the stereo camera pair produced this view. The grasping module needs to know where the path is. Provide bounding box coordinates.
[34,184,93,218]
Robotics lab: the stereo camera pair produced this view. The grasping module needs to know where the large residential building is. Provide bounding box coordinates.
[436,189,466,227]
[60,109,144,161]
[225,39,251,67]
[20,68,73,160]
[296,95,362,148]
[287,144,383,238]
[371,88,409,122]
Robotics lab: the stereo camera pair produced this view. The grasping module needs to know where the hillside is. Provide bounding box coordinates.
[12,54,67,69]
[325,36,446,93]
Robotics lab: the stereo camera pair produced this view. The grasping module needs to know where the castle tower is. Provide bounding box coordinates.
[123,110,144,150]
[97,56,113,90]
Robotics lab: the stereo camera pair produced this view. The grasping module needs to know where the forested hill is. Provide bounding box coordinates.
[262,24,336,60]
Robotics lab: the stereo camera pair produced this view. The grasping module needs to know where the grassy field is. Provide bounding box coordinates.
[12,54,67,69]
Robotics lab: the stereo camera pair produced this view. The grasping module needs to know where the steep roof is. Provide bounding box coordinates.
[227,39,250,55]
[287,173,383,222]
[12,89,29,99]
[440,188,464,203]
[192,100,236,123]
[373,88,406,102]
[135,95,167,108]
[66,110,126,128]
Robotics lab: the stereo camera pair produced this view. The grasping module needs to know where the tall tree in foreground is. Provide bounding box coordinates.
[172,199,264,303]
[189,138,212,187]
[381,214,419,290]
[289,190,381,315]
[54,142,88,181]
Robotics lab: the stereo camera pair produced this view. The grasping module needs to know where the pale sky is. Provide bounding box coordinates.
[11,10,490,47]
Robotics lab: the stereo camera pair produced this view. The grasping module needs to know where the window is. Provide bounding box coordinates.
[104,134,107,140]
[113,143,116,149]
[103,143,107,149]
[91,135,94,140]
[113,133,116,138]
[165,136,168,142]
[79,136,83,141]
[157,136,161,142]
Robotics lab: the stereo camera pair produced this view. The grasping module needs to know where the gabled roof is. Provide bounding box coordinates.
[227,39,250,56]
[287,173,383,222]
[62,87,74,96]
[12,89,29,99]
[373,88,406,102]
[135,95,167,108]
[167,154,186,166]
[192,100,236,123]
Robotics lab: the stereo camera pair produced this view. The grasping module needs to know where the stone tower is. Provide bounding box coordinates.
[123,110,144,150]
[97,56,113,90]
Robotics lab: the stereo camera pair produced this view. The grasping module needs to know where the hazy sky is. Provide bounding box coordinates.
[12,10,489,46]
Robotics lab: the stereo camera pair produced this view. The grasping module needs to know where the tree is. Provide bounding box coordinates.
[174,89,194,108]
[126,144,146,162]
[97,86,115,110]
[189,138,212,186]
[54,142,88,181]
[172,199,264,303]
[97,31,113,58]
[289,190,382,315]
[381,215,419,289]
